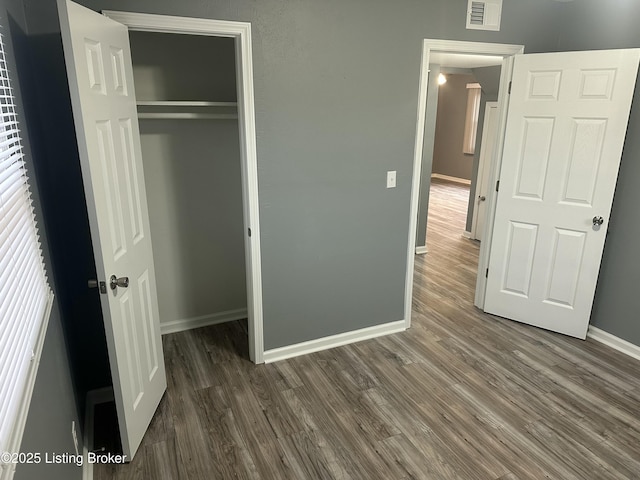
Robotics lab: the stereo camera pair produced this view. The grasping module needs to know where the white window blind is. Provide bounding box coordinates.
[0,29,52,463]
[463,83,482,155]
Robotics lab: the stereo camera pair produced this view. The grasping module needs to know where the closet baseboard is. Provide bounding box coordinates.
[160,308,248,335]
[263,320,406,363]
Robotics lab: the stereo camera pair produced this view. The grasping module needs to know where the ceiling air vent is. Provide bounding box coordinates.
[466,0,502,31]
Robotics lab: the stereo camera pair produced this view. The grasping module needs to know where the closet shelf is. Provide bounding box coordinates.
[136,101,238,120]
[138,113,238,120]
[136,101,237,107]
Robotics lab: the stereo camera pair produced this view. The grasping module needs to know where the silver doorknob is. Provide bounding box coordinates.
[592,216,604,226]
[110,275,129,290]
[479,196,486,202]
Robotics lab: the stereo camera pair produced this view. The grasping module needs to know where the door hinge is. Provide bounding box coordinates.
[248,227,252,237]
[508,81,512,94]
[496,180,500,192]
[486,268,489,278]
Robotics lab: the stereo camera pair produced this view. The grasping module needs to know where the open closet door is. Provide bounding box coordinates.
[485,49,640,339]
[58,0,166,459]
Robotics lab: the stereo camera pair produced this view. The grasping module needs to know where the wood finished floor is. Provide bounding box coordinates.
[96,178,640,479]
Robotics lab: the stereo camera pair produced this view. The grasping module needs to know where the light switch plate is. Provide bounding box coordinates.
[387,171,397,188]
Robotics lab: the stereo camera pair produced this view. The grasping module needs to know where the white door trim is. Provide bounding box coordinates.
[406,40,524,329]
[102,10,264,363]
[473,55,518,310]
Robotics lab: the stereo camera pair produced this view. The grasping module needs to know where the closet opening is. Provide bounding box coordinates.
[99,5,265,364]
[60,6,265,460]
[130,31,250,345]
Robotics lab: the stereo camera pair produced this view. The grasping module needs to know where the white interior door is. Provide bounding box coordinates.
[485,49,640,339]
[58,0,166,459]
[471,101,498,241]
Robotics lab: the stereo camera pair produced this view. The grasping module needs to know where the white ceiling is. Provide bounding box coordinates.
[429,52,503,69]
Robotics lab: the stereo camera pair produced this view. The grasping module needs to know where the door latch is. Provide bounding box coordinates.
[88,279,108,294]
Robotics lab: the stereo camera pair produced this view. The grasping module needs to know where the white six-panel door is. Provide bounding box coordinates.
[58,0,166,459]
[485,49,640,339]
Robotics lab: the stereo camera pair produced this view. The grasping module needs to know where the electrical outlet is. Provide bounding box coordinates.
[71,421,79,456]
[387,171,397,188]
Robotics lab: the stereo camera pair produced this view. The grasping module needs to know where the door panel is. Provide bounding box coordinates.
[545,228,585,307]
[485,49,640,339]
[502,221,537,297]
[58,0,166,459]
[514,117,553,199]
[561,118,605,205]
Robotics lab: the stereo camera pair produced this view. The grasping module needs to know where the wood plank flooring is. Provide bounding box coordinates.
[96,178,640,479]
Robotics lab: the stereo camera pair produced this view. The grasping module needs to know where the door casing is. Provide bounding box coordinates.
[102,10,265,363]
[407,40,524,328]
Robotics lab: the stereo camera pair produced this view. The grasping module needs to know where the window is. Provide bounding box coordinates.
[0,30,53,472]
[463,83,482,155]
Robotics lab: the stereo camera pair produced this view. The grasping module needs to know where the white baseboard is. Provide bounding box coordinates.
[462,230,472,239]
[431,173,472,185]
[83,387,115,480]
[587,326,640,362]
[160,308,247,335]
[415,245,428,255]
[263,320,406,363]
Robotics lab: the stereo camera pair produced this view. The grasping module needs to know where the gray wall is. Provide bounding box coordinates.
[129,31,237,102]
[432,73,477,180]
[64,0,563,350]
[141,120,247,325]
[465,65,502,233]
[0,0,83,479]
[471,65,502,97]
[416,64,441,249]
[14,314,83,480]
[556,0,640,346]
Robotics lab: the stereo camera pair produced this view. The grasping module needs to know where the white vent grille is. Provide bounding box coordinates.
[470,2,485,26]
[467,0,502,31]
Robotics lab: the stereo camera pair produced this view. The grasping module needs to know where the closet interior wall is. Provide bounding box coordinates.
[129,31,247,332]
